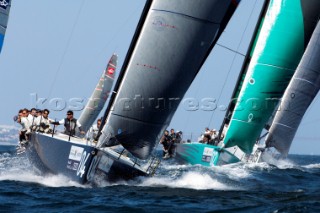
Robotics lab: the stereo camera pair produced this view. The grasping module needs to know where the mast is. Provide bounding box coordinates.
[222,0,320,154]
[98,0,241,159]
[0,0,11,53]
[265,20,320,156]
[218,0,270,140]
[78,54,117,132]
[96,0,154,141]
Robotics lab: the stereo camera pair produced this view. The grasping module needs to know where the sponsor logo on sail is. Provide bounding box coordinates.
[107,67,115,76]
[0,0,9,9]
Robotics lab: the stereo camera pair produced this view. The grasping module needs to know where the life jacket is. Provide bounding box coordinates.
[64,118,77,136]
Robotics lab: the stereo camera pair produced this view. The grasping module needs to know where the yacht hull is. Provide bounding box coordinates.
[26,133,148,184]
[175,143,240,166]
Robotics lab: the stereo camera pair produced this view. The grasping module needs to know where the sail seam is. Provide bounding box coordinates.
[151,9,219,24]
[273,122,294,130]
[231,119,249,124]
[257,63,296,72]
[294,77,318,86]
[110,113,167,126]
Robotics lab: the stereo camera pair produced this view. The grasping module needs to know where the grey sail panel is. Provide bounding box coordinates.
[265,21,320,156]
[98,0,239,159]
[78,54,117,132]
[152,0,234,23]
[0,0,11,53]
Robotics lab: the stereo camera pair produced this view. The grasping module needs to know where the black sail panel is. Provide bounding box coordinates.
[98,0,239,159]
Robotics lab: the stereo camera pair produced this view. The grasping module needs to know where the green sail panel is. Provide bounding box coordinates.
[223,0,320,153]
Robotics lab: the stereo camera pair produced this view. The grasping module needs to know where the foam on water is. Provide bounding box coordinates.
[212,163,252,180]
[1,151,319,191]
[302,163,320,169]
[0,153,86,188]
[0,172,85,188]
[139,171,235,190]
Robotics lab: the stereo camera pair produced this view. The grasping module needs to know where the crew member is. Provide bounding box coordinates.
[50,110,85,136]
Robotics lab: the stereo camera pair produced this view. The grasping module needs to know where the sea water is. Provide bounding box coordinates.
[0,151,320,212]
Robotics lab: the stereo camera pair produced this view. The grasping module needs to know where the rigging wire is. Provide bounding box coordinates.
[47,0,86,99]
[207,0,260,128]
[82,3,144,121]
[182,0,261,132]
[83,3,144,76]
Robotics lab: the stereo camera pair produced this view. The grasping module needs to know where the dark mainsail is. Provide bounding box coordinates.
[78,54,117,132]
[0,0,11,53]
[265,20,320,157]
[98,0,241,159]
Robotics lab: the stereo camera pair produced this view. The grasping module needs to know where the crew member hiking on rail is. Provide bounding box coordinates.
[159,130,172,159]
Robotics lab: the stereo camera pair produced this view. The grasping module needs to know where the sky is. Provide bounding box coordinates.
[1,0,320,155]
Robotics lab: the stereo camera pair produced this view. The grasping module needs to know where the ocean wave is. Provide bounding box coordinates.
[138,171,236,190]
[302,163,320,169]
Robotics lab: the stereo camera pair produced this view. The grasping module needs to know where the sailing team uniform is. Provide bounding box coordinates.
[86,124,99,140]
[34,116,54,133]
[54,118,83,136]
[28,114,37,127]
[19,117,30,141]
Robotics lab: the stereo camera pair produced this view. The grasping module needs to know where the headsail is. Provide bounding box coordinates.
[98,0,241,159]
[78,54,117,132]
[0,0,11,53]
[265,21,320,157]
[218,0,270,140]
[222,0,320,154]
